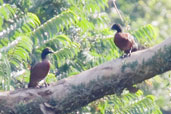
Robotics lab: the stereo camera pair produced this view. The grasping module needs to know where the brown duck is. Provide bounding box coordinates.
[111,24,138,57]
[28,48,53,88]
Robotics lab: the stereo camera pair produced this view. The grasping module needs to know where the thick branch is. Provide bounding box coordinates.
[0,38,171,114]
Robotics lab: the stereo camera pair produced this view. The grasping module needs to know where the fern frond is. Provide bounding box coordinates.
[132,24,158,46]
[77,17,95,32]
[0,53,11,90]
[89,34,120,62]
[0,12,40,39]
[31,10,78,46]
[7,36,33,70]
[102,90,162,114]
[53,41,80,67]
[126,95,162,114]
[35,34,72,49]
[0,4,15,21]
[0,3,17,38]
[0,12,40,53]
[69,0,108,13]
[0,37,21,52]
[68,0,109,32]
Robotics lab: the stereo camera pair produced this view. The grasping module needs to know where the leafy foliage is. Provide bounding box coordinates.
[0,53,11,90]
[7,36,32,70]
[79,91,162,114]
[31,10,78,48]
[0,0,169,113]
[132,24,159,47]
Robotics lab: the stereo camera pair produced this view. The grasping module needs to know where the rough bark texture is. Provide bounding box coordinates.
[0,38,171,114]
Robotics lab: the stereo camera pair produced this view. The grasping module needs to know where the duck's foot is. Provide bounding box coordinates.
[38,82,50,88]
[120,53,131,59]
[44,82,50,87]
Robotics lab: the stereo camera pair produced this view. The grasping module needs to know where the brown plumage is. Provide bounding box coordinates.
[111,24,138,56]
[28,48,53,88]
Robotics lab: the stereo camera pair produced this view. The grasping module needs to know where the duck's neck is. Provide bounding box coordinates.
[116,28,122,33]
[41,53,48,60]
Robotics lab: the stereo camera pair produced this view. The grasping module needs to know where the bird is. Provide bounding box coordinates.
[111,24,139,57]
[28,47,53,88]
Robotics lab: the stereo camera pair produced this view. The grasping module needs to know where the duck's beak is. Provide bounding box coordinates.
[49,50,54,53]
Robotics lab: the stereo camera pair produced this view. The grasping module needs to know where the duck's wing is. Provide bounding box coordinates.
[28,61,50,88]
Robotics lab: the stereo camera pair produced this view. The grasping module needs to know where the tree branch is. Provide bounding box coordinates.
[0,38,171,114]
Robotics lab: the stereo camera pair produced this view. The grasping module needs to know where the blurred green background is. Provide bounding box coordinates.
[0,0,170,113]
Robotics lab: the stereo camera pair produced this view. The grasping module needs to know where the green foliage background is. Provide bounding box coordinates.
[0,0,170,113]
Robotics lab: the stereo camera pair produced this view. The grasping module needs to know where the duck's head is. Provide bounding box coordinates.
[41,47,54,60]
[111,24,122,32]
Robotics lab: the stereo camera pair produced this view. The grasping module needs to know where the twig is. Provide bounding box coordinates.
[112,0,124,23]
[112,0,130,31]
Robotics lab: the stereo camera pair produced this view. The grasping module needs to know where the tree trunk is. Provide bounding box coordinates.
[0,38,171,114]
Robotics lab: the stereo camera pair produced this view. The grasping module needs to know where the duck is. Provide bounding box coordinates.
[111,24,138,57]
[28,47,53,88]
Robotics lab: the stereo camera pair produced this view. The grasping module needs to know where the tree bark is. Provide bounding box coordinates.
[0,38,171,114]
